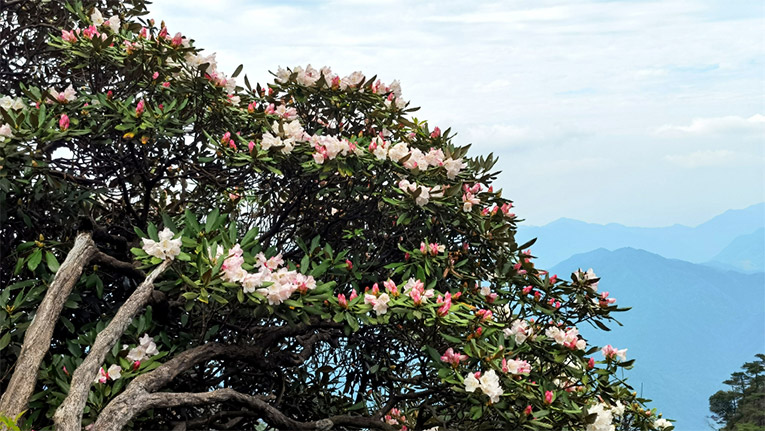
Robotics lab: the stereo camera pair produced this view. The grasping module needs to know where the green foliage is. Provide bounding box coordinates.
[709,354,765,431]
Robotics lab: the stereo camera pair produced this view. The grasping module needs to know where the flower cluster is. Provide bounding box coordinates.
[141,227,182,260]
[503,319,534,344]
[586,401,625,431]
[404,278,434,306]
[419,241,445,256]
[545,326,586,350]
[310,135,364,164]
[384,408,407,428]
[364,283,391,315]
[0,95,25,111]
[124,333,159,364]
[397,179,444,207]
[464,369,503,403]
[218,245,316,305]
[502,358,531,375]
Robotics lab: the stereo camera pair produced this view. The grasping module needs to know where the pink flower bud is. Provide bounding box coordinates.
[139,27,148,38]
[152,71,159,80]
[588,357,595,369]
[135,99,145,116]
[345,259,353,270]
[338,293,348,308]
[171,32,183,47]
[62,365,69,376]
[248,141,255,151]
[133,360,141,370]
[349,289,358,301]
[59,114,69,130]
[430,126,441,138]
[544,390,554,404]
[524,405,533,415]
[158,26,168,39]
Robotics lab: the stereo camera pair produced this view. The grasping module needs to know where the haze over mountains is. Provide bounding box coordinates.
[517,202,765,269]
[517,203,765,431]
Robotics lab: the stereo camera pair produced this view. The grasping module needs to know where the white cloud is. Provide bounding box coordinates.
[656,114,765,136]
[148,0,765,227]
[664,150,738,168]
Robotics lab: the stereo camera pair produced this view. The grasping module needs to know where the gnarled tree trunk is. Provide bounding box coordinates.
[0,232,96,420]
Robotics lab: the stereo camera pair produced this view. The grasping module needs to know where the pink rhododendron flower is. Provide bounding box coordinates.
[436,292,452,316]
[61,29,77,43]
[81,25,100,40]
[383,279,398,296]
[440,347,467,367]
[601,344,628,361]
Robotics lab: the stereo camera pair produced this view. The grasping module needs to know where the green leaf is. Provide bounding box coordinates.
[0,332,11,350]
[45,251,60,272]
[205,208,220,233]
[27,249,42,271]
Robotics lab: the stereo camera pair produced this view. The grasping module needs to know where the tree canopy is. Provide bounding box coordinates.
[709,354,765,431]
[1,1,673,430]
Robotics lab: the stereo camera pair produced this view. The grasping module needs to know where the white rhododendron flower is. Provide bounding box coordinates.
[545,326,586,350]
[586,403,615,431]
[443,157,467,180]
[503,319,533,344]
[90,8,104,26]
[105,15,120,33]
[387,142,410,162]
[464,372,481,393]
[654,418,672,429]
[0,123,13,139]
[141,227,182,260]
[49,84,77,103]
[126,333,160,363]
[464,369,503,403]
[364,292,391,315]
[579,268,600,292]
[107,364,122,380]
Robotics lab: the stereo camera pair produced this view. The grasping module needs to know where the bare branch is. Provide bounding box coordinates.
[54,259,171,431]
[0,232,96,419]
[90,251,145,280]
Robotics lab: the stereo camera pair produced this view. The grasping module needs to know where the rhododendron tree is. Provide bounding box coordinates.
[0,1,673,430]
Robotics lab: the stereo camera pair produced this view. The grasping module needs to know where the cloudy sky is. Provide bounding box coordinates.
[150,0,764,227]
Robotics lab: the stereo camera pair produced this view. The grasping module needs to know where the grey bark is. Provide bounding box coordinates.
[53,259,171,431]
[0,232,96,420]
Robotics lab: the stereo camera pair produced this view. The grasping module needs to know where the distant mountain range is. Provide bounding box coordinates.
[517,202,765,270]
[550,247,765,431]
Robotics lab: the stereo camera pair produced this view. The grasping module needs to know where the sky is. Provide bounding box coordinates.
[149,0,764,227]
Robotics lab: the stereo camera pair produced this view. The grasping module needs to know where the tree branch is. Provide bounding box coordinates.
[95,387,394,431]
[0,232,96,420]
[53,259,171,431]
[90,251,145,280]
